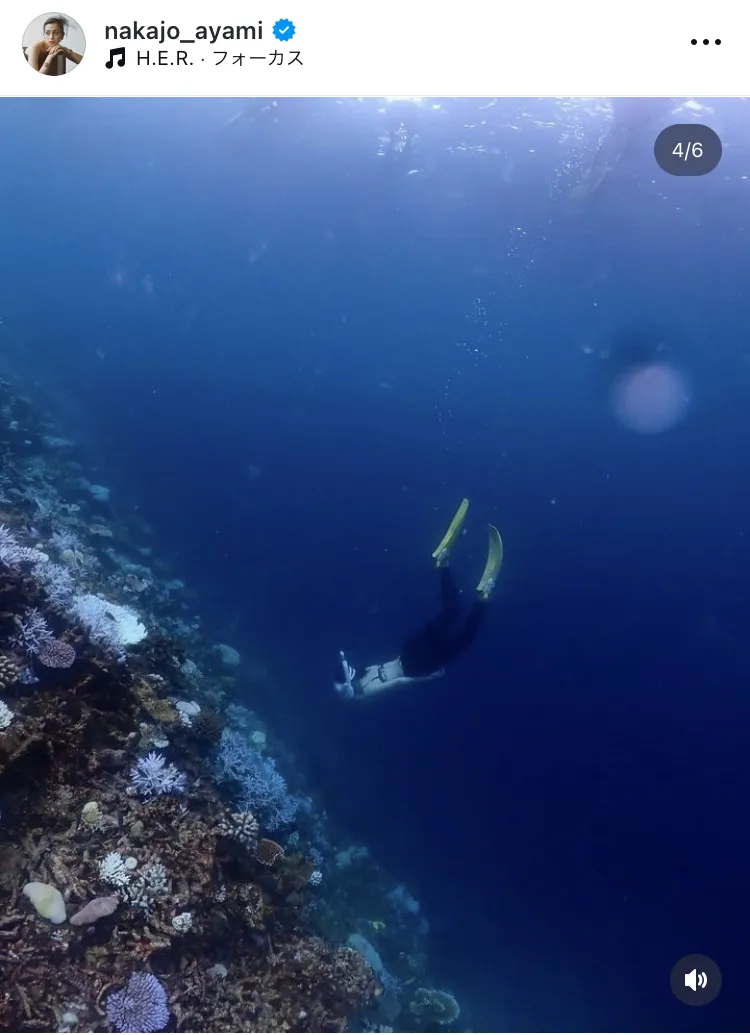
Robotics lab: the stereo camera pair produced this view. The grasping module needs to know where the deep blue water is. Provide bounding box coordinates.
[2,96,750,1031]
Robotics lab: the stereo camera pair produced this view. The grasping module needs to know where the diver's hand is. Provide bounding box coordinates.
[336,651,356,698]
[334,670,356,697]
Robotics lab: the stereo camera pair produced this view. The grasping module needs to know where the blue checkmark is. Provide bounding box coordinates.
[273,19,296,42]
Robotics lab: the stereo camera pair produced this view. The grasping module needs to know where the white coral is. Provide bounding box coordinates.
[206,962,228,980]
[70,593,146,648]
[176,700,200,728]
[80,801,101,829]
[122,861,168,911]
[175,699,200,717]
[130,751,186,797]
[217,810,259,849]
[99,851,131,888]
[216,643,240,666]
[0,699,14,729]
[171,911,193,933]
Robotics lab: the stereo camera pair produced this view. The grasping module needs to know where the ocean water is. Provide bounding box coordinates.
[1,96,748,1032]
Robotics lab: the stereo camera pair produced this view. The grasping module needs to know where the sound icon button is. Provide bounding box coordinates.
[670,954,722,1005]
[685,969,707,990]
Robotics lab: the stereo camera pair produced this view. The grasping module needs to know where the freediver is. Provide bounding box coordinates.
[335,499,503,699]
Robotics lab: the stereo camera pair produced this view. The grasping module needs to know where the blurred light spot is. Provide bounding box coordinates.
[611,363,690,434]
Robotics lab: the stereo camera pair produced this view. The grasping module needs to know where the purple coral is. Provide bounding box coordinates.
[37,638,76,669]
[105,972,169,1033]
[130,751,186,797]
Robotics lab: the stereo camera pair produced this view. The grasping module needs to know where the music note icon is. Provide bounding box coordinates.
[105,47,125,69]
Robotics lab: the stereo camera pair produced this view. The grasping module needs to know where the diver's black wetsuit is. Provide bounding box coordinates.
[399,568,486,677]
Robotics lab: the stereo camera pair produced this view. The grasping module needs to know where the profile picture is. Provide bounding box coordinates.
[23,12,85,75]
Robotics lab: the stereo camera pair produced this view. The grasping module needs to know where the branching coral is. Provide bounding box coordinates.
[33,560,76,608]
[11,606,53,656]
[215,729,298,831]
[99,852,132,889]
[0,523,22,567]
[130,751,186,797]
[121,862,169,911]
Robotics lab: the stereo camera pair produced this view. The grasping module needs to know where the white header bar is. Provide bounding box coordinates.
[2,2,747,97]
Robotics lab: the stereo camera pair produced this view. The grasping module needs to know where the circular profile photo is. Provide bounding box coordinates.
[23,13,85,76]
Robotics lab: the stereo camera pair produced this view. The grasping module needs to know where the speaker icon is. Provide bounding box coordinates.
[684,969,708,991]
[671,955,721,1005]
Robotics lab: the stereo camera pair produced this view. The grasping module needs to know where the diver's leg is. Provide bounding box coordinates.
[400,614,452,678]
[399,500,471,677]
[439,566,462,619]
[439,524,503,664]
[443,600,487,662]
[400,568,462,676]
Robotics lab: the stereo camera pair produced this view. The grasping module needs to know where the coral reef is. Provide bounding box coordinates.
[0,619,381,1031]
[0,374,442,1034]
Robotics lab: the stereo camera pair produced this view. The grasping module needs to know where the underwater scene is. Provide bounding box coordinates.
[0,97,747,1033]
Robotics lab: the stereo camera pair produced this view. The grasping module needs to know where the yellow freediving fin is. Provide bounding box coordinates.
[476,524,503,600]
[431,498,470,567]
